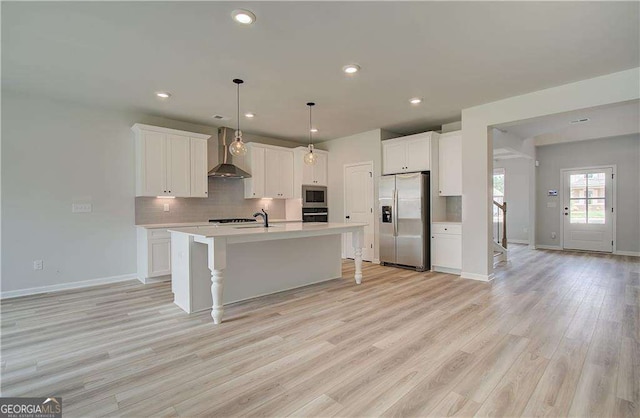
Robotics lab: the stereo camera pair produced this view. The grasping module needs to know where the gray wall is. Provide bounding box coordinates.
[536,134,639,252]
[1,92,296,293]
[494,157,532,243]
[318,129,390,261]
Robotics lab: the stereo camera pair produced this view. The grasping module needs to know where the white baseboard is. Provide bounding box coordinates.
[372,258,380,264]
[461,271,495,282]
[1,273,139,299]
[139,275,171,284]
[614,250,640,257]
[534,245,563,251]
[508,239,530,245]
[433,266,462,276]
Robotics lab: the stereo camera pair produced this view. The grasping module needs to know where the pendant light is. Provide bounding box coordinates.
[229,78,248,157]
[304,102,317,165]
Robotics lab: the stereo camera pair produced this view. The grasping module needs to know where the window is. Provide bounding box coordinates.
[493,168,505,222]
[569,172,606,224]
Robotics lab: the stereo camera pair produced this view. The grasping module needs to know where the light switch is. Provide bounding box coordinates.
[164,203,170,212]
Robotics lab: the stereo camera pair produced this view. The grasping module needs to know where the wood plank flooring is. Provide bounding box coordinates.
[1,245,638,417]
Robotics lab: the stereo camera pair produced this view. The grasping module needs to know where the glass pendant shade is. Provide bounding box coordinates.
[304,144,317,165]
[229,130,247,157]
[229,79,247,158]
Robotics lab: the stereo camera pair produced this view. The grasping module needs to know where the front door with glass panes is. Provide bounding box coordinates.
[562,167,614,252]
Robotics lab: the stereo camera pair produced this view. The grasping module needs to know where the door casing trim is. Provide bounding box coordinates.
[343,161,375,260]
[559,164,617,253]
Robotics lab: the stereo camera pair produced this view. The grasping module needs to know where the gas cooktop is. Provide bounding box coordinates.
[209,218,257,224]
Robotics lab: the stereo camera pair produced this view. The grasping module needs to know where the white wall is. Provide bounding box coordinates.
[1,92,298,295]
[461,67,640,280]
[318,129,388,261]
[535,134,639,253]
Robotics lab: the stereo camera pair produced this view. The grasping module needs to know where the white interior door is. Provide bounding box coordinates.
[563,167,614,252]
[344,162,374,261]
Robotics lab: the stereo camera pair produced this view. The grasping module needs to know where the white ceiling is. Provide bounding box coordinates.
[2,1,639,143]
[499,100,640,146]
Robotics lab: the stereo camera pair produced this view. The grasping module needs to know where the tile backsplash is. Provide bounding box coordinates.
[135,178,286,225]
[445,196,462,222]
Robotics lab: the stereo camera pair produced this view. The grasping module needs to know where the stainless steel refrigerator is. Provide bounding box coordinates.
[379,172,430,271]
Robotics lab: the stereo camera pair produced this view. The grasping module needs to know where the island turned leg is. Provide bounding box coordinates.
[210,269,224,324]
[352,229,364,284]
[206,237,227,324]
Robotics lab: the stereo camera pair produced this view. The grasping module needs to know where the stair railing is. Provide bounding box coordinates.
[493,200,507,249]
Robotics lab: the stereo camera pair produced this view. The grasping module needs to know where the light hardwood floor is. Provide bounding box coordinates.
[1,246,638,417]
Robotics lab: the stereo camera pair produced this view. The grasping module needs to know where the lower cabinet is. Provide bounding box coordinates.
[431,222,462,274]
[137,228,172,283]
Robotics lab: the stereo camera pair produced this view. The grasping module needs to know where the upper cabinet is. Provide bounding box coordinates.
[190,137,209,198]
[132,124,210,198]
[243,143,294,199]
[382,132,434,175]
[293,147,329,196]
[438,130,462,196]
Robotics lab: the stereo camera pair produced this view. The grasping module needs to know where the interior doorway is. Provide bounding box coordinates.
[562,166,615,252]
[343,161,375,261]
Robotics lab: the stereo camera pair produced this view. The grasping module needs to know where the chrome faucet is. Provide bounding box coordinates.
[253,209,269,227]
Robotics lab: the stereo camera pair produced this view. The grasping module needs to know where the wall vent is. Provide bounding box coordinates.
[211,114,229,120]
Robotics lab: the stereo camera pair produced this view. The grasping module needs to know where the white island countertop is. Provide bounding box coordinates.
[168,222,367,241]
[136,219,295,229]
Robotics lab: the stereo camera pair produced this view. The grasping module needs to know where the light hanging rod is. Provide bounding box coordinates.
[233,79,243,133]
[307,102,315,145]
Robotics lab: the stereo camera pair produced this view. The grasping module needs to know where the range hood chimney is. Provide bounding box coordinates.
[208,127,251,179]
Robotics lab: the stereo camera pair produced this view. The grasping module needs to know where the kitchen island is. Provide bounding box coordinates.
[168,222,366,324]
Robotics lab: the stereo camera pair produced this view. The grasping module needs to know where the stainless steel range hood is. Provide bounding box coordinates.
[208,127,251,179]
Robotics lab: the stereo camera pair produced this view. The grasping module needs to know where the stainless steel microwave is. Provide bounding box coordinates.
[302,185,327,207]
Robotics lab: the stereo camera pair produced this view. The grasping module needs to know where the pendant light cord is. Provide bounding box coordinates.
[237,83,240,134]
[309,105,312,146]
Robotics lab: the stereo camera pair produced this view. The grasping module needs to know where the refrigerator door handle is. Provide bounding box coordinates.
[393,188,398,237]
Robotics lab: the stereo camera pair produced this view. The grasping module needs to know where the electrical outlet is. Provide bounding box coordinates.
[523,227,528,233]
[551,232,557,239]
[163,203,170,212]
[33,260,43,270]
[72,203,92,213]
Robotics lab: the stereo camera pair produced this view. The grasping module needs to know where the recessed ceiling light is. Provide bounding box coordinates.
[343,64,360,74]
[409,97,423,105]
[245,112,255,118]
[156,92,171,99]
[232,9,256,25]
[310,128,318,133]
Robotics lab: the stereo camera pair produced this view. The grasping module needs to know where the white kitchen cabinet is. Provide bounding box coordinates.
[438,131,462,196]
[137,228,172,283]
[190,138,209,198]
[244,145,265,198]
[166,135,191,197]
[382,132,434,175]
[137,130,167,196]
[265,148,294,198]
[132,124,210,197]
[243,143,294,199]
[431,222,462,274]
[293,147,329,197]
